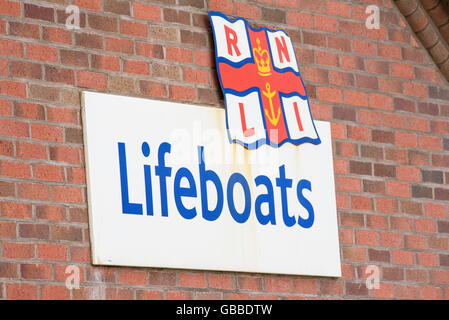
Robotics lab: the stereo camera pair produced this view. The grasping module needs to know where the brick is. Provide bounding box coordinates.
[6,283,37,300]
[9,21,40,39]
[303,31,326,47]
[363,179,385,194]
[150,25,178,42]
[41,285,71,300]
[45,65,75,85]
[133,2,162,21]
[419,135,442,150]
[397,166,420,182]
[2,242,34,259]
[120,20,148,38]
[424,203,446,218]
[418,102,439,116]
[47,107,79,125]
[118,269,147,285]
[75,33,103,50]
[38,243,68,261]
[105,36,134,54]
[421,169,444,184]
[60,50,89,67]
[238,276,262,291]
[345,281,368,296]
[14,103,45,122]
[208,273,235,290]
[179,272,207,288]
[0,161,31,179]
[31,123,63,142]
[66,168,86,184]
[404,82,427,98]
[0,262,17,278]
[396,285,418,299]
[260,7,285,23]
[74,0,101,11]
[36,205,66,222]
[104,0,130,15]
[166,290,192,300]
[169,84,196,101]
[91,54,120,72]
[180,29,207,47]
[390,215,413,231]
[26,43,58,62]
[24,3,54,22]
[411,185,433,199]
[435,188,449,201]
[392,250,414,265]
[123,59,150,76]
[355,229,377,245]
[404,234,426,249]
[349,161,372,175]
[87,14,118,32]
[19,223,50,240]
[52,186,83,203]
[140,80,167,98]
[265,277,291,292]
[374,164,396,178]
[394,97,415,112]
[368,248,390,262]
[106,288,134,300]
[183,67,209,85]
[0,38,23,57]
[65,128,84,144]
[417,252,438,267]
[386,181,410,197]
[136,290,164,300]
[108,76,138,95]
[337,177,361,193]
[0,181,14,197]
[85,266,115,283]
[166,46,193,63]
[149,271,176,286]
[372,130,394,144]
[320,279,343,296]
[0,80,26,98]
[291,278,318,294]
[0,0,21,17]
[52,225,83,242]
[376,198,399,213]
[20,264,52,280]
[77,71,107,90]
[343,247,366,261]
[42,26,72,45]
[366,59,389,75]
[18,183,50,201]
[420,286,442,299]
[358,110,381,126]
[29,84,60,102]
[430,270,449,285]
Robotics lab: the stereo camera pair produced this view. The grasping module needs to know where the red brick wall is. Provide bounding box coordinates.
[0,0,448,300]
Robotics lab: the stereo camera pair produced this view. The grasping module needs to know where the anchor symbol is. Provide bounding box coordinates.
[262,82,281,126]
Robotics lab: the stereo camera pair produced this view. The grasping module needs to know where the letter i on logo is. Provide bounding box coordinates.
[239,102,255,137]
[142,142,154,215]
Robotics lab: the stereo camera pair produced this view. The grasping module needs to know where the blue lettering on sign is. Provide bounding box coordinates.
[117,142,315,228]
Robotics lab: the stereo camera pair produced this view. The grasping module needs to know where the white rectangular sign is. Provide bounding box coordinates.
[82,91,341,277]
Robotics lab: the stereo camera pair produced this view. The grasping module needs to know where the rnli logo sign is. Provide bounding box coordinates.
[209,11,320,149]
[82,14,341,277]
